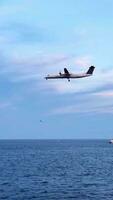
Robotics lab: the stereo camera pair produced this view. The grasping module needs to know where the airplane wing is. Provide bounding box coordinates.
[64,68,70,75]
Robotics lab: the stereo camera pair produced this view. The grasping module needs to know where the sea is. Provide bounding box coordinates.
[0,139,113,200]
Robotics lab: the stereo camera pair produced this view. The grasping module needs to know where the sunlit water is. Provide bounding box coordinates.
[0,139,113,200]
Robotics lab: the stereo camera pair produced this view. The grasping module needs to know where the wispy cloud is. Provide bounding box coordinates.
[52,105,113,115]
[0,22,55,45]
[0,52,70,83]
[43,65,113,95]
[0,101,12,109]
[74,56,92,67]
[1,51,113,96]
[3,52,113,117]
[51,95,113,115]
[0,0,113,118]
[93,90,113,97]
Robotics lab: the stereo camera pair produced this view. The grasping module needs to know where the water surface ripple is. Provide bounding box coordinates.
[0,139,113,200]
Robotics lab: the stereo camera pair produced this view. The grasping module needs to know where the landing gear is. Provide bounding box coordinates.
[68,79,70,82]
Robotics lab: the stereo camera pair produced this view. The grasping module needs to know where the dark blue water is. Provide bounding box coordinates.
[0,140,113,200]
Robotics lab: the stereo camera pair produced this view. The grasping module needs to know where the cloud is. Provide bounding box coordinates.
[51,95,113,115]
[74,56,92,67]
[11,53,69,69]
[0,22,54,46]
[0,16,113,116]
[93,90,113,97]
[52,105,113,115]
[44,65,113,95]
[0,52,70,84]
[1,51,113,96]
[0,2,56,46]
[0,0,113,121]
[0,101,12,109]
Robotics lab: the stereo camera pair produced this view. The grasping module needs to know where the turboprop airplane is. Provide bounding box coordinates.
[45,66,95,82]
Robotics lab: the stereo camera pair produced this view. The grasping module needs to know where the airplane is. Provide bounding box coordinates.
[45,66,95,82]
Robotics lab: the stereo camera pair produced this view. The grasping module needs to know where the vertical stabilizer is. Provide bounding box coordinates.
[86,66,95,74]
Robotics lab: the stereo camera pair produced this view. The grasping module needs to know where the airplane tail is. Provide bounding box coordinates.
[86,66,95,75]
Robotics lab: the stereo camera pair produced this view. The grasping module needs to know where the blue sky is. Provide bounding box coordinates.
[0,0,113,139]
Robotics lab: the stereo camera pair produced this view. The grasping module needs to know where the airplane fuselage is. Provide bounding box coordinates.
[45,73,91,80]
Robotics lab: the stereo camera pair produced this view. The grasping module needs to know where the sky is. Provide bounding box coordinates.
[0,0,113,139]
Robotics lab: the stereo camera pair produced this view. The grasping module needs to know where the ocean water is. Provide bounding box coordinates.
[0,139,113,200]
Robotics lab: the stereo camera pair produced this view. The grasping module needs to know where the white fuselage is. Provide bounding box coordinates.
[45,73,91,80]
